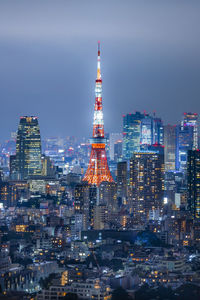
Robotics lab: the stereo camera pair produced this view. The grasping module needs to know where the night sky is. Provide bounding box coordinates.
[0,0,200,141]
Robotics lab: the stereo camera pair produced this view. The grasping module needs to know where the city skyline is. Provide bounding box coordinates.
[1,2,200,299]
[0,0,200,140]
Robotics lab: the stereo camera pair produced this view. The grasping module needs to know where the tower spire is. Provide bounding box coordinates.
[97,41,101,80]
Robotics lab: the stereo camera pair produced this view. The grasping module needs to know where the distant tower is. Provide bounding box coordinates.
[164,125,176,171]
[15,116,42,179]
[83,42,114,186]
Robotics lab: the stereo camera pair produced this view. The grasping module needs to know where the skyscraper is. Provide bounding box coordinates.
[153,117,164,145]
[14,116,42,180]
[140,114,153,145]
[176,113,198,172]
[99,181,118,223]
[83,43,114,186]
[164,125,176,171]
[123,112,164,160]
[109,133,123,161]
[74,182,90,230]
[183,113,198,150]
[187,150,200,219]
[114,139,123,162]
[74,183,99,230]
[117,161,127,201]
[130,151,164,220]
[140,114,164,146]
[123,112,144,160]
[74,182,90,213]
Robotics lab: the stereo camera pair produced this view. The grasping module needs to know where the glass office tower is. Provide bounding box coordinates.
[15,116,42,179]
[176,113,198,172]
[123,112,144,160]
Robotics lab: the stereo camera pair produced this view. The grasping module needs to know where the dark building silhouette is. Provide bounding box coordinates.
[117,161,127,202]
[187,150,200,219]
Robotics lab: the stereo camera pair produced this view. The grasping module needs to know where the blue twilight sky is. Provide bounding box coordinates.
[0,0,200,140]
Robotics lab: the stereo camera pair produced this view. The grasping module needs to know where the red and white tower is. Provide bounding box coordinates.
[83,42,114,186]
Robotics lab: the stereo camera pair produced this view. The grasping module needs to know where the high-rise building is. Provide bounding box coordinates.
[141,114,164,146]
[165,170,187,208]
[9,155,18,180]
[176,112,198,172]
[140,114,153,145]
[74,183,98,230]
[88,185,98,229]
[114,139,123,162]
[123,112,163,160]
[176,124,193,172]
[153,117,164,145]
[99,181,117,212]
[130,151,164,220]
[74,182,90,214]
[83,43,114,186]
[74,182,90,231]
[109,133,123,161]
[164,125,176,171]
[187,150,200,219]
[14,116,42,180]
[123,112,144,160]
[94,204,108,230]
[41,154,55,178]
[176,121,194,172]
[183,112,198,150]
[117,161,127,201]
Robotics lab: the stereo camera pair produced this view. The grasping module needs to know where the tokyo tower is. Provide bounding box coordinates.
[83,42,114,186]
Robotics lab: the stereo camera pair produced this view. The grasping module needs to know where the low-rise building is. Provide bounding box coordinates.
[37,279,111,300]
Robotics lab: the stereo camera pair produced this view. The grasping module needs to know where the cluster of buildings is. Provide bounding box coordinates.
[0,44,200,299]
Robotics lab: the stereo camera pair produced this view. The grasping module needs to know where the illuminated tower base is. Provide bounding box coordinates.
[83,140,114,186]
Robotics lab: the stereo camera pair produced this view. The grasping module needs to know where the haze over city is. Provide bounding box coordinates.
[0,0,200,140]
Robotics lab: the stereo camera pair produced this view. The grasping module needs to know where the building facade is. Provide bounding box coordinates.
[123,112,164,160]
[176,113,198,172]
[123,112,144,160]
[14,116,42,180]
[130,151,164,220]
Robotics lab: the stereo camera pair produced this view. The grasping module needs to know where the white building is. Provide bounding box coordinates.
[37,279,111,300]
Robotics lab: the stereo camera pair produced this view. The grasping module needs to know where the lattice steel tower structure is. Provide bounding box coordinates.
[83,42,114,186]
